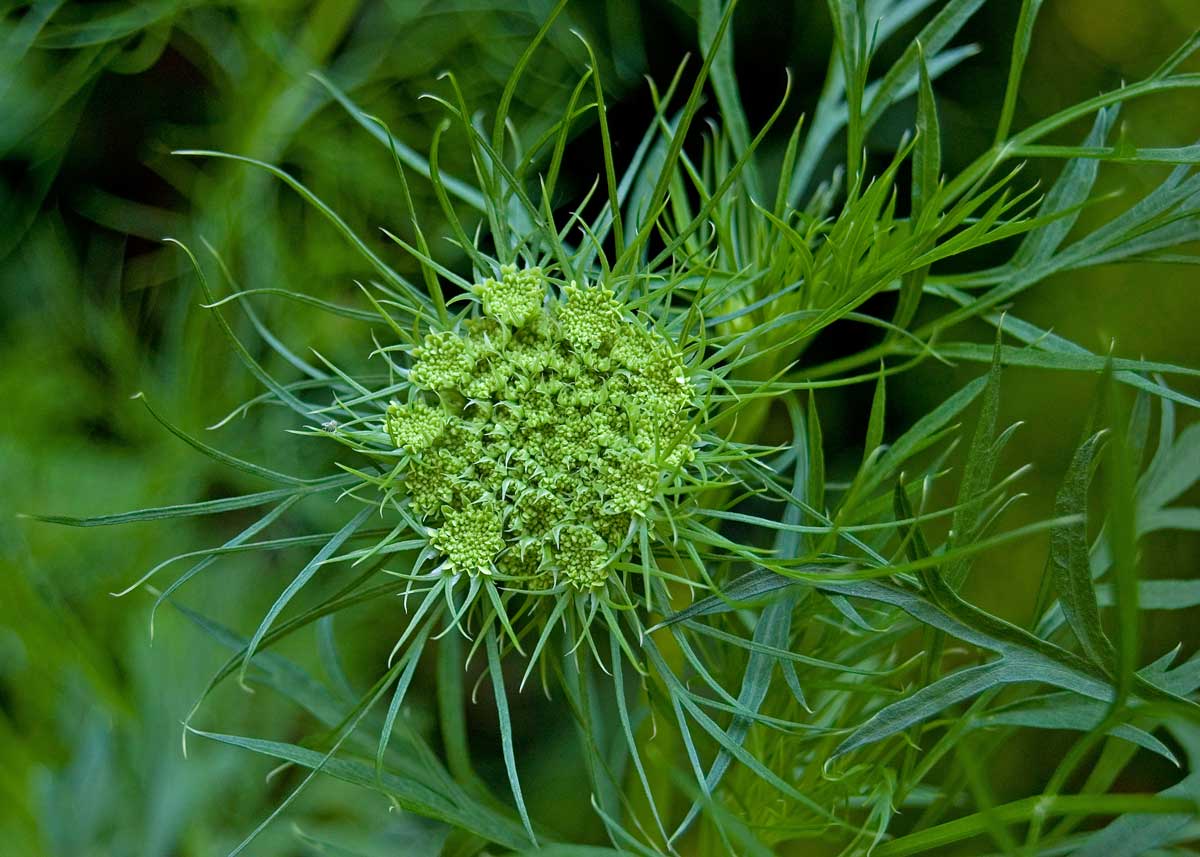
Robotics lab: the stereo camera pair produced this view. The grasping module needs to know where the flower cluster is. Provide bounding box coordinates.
[385,265,696,589]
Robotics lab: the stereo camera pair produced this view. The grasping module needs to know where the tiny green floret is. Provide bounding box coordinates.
[385,401,448,452]
[473,263,546,328]
[558,280,622,352]
[409,329,474,390]
[385,266,697,589]
[430,504,506,576]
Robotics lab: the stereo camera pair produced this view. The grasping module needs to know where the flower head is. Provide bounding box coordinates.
[385,268,697,590]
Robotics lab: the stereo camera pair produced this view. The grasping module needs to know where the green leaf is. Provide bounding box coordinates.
[896,339,1200,383]
[615,0,740,275]
[516,847,633,857]
[874,793,1198,857]
[132,393,313,486]
[1071,771,1200,857]
[1042,581,1200,639]
[1142,422,1200,512]
[1011,107,1117,269]
[188,730,531,851]
[26,479,349,527]
[788,0,940,202]
[376,632,428,782]
[830,568,1199,757]
[1051,431,1114,669]
[929,287,1200,409]
[643,637,838,827]
[943,331,1006,590]
[1057,162,1200,271]
[699,0,758,197]
[311,72,486,213]
[1105,365,1141,706]
[146,496,302,633]
[574,35,624,254]
[1011,142,1200,164]
[490,0,568,155]
[912,42,941,225]
[167,238,314,416]
[863,374,989,499]
[670,591,796,839]
[864,366,887,463]
[863,0,987,131]
[974,692,1178,764]
[485,627,535,845]
[173,601,350,732]
[241,507,373,684]
[645,564,839,632]
[168,156,432,317]
[608,633,667,845]
[557,650,621,825]
[665,565,1181,762]
[994,0,1045,143]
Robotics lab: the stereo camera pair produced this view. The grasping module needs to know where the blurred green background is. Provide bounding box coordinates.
[2,1,1197,853]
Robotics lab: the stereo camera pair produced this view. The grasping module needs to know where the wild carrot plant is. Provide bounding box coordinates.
[30,1,1200,854]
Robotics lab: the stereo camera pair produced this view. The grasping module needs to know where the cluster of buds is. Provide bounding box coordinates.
[385,265,696,589]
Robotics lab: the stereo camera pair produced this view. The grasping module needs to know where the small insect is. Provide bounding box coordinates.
[321,420,338,433]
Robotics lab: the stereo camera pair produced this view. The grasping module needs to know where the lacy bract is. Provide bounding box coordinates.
[385,265,696,589]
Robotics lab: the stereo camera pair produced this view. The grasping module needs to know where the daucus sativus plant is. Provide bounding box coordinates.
[31,1,1200,854]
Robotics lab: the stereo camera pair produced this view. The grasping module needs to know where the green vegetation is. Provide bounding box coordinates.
[5,1,1200,854]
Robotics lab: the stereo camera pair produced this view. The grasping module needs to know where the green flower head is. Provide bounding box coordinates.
[386,267,697,590]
